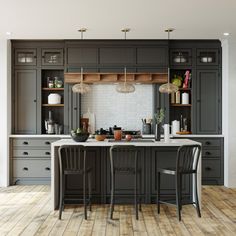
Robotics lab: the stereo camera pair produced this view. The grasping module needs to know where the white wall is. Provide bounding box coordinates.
[81,84,153,131]
[0,39,11,187]
[222,39,236,187]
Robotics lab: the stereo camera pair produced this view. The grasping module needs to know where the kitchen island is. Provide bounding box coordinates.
[51,138,201,210]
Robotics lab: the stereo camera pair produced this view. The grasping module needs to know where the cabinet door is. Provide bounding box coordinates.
[197,49,219,66]
[15,49,37,66]
[137,47,168,67]
[42,49,64,66]
[170,49,192,66]
[195,70,220,134]
[14,70,37,134]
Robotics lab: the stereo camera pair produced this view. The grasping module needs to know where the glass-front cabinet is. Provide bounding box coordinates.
[41,49,64,66]
[197,49,219,66]
[15,49,37,66]
[170,49,192,66]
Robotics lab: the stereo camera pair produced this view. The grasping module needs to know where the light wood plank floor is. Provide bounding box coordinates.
[0,185,236,235]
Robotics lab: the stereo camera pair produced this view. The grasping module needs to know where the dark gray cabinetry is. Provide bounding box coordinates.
[194,70,221,134]
[41,48,64,66]
[13,70,38,134]
[11,138,58,185]
[14,49,37,66]
[150,147,191,201]
[170,49,192,66]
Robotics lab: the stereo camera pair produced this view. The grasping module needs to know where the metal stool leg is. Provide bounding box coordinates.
[83,171,87,220]
[194,173,201,217]
[59,173,64,220]
[176,174,181,221]
[135,171,138,220]
[110,171,114,219]
[139,171,142,212]
[88,172,92,211]
[180,174,182,211]
[157,172,160,214]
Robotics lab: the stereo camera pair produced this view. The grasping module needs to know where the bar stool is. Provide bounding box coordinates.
[58,145,92,220]
[156,144,201,221]
[109,145,142,220]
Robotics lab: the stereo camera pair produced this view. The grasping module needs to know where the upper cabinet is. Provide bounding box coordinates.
[99,47,135,65]
[137,47,168,67]
[170,49,192,66]
[197,49,219,66]
[15,49,37,66]
[41,48,64,66]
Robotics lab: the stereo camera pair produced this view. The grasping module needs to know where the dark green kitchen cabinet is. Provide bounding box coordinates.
[13,70,38,134]
[14,49,37,66]
[194,70,221,134]
[41,48,64,66]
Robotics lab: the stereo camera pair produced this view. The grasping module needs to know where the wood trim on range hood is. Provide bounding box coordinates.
[64,72,168,84]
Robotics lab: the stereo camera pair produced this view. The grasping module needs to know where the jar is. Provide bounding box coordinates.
[47,77,54,88]
[114,127,122,141]
[54,77,63,88]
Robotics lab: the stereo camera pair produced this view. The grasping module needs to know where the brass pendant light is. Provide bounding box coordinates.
[159,29,179,94]
[116,28,135,93]
[72,28,91,94]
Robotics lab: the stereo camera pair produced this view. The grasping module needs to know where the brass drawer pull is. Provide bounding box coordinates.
[23,167,28,171]
[45,167,51,171]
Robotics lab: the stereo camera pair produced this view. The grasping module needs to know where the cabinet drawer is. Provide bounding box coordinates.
[13,159,51,178]
[13,138,58,147]
[202,159,221,178]
[202,149,220,158]
[13,149,51,158]
[194,138,221,148]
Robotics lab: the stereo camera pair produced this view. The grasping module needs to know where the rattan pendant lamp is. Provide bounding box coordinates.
[72,28,91,94]
[159,29,179,94]
[116,28,135,93]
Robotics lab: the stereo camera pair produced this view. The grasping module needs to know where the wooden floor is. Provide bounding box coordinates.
[0,186,236,236]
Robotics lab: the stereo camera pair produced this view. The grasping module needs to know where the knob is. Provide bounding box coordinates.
[205,167,211,171]
[23,167,28,171]
[23,141,28,145]
[205,151,211,155]
[45,167,50,171]
[74,107,77,110]
[45,152,50,155]
[45,141,50,145]
[205,141,211,145]
[23,152,28,155]
[33,99,37,103]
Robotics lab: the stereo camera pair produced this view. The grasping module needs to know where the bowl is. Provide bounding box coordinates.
[71,132,89,142]
[95,134,106,141]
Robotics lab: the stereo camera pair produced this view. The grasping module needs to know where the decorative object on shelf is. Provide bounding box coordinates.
[54,77,63,88]
[116,67,135,93]
[154,108,165,141]
[175,91,181,104]
[172,74,183,87]
[47,77,54,88]
[171,92,175,104]
[159,29,179,94]
[182,92,189,105]
[45,110,55,134]
[72,67,92,94]
[183,70,191,88]
[48,93,62,104]
[171,120,180,135]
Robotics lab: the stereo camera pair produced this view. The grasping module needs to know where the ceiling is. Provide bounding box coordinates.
[0,0,235,40]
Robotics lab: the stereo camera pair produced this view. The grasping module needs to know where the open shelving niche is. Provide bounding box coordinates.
[41,69,64,134]
[169,69,192,133]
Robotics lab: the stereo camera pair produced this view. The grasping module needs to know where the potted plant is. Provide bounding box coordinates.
[154,108,165,141]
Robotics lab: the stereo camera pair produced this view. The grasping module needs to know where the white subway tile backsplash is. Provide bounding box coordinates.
[81,84,153,131]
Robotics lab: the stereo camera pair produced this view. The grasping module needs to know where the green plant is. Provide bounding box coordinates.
[154,108,165,124]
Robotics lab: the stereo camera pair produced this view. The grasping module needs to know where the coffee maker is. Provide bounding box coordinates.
[45,110,55,134]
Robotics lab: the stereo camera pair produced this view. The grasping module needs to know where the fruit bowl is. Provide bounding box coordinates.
[95,134,106,141]
[71,132,89,142]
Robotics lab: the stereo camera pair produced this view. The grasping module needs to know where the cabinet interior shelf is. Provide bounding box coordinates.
[171,104,192,107]
[42,104,64,107]
[42,88,64,91]
[178,88,191,91]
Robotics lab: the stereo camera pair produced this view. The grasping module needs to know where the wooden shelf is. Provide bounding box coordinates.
[171,104,192,107]
[64,72,168,84]
[178,88,191,91]
[42,104,64,107]
[42,88,64,91]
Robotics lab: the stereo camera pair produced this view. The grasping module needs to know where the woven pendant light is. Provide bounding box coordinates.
[116,67,135,93]
[72,67,91,94]
[159,29,179,94]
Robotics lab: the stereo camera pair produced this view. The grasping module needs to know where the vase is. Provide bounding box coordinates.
[155,123,161,141]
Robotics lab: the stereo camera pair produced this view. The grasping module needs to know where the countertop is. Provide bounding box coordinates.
[51,138,201,147]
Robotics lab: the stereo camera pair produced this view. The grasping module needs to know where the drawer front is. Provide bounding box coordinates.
[202,149,220,158]
[13,138,58,148]
[194,138,221,148]
[13,149,51,158]
[13,159,51,178]
[202,159,221,178]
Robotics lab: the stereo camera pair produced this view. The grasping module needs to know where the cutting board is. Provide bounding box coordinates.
[83,108,96,134]
[176,131,192,135]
